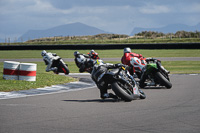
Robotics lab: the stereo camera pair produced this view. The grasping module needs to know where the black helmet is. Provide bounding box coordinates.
[74,51,80,56]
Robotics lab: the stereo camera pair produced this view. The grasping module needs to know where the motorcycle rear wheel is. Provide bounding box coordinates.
[111,81,134,102]
[155,72,172,89]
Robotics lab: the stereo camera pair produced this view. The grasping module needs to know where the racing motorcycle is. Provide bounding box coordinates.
[52,57,70,75]
[88,50,100,59]
[74,54,95,73]
[93,65,146,101]
[130,57,172,89]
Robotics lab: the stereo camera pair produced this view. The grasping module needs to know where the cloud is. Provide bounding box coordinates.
[0,0,200,41]
[139,4,170,14]
[178,3,200,13]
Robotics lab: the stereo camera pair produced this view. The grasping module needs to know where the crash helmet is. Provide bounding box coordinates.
[74,51,80,57]
[41,50,47,56]
[77,55,86,63]
[90,49,95,54]
[95,59,104,65]
[124,47,131,53]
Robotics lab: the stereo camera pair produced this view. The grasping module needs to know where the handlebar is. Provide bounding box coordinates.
[146,58,161,63]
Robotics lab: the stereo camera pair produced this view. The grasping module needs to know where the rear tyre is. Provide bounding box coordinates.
[155,72,172,89]
[111,81,134,102]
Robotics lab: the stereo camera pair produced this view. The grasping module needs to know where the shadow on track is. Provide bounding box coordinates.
[62,99,122,103]
[143,86,168,89]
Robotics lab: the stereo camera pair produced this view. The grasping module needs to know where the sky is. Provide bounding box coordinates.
[0,0,200,41]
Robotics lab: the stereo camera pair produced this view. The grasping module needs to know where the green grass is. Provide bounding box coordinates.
[162,61,200,74]
[1,49,200,59]
[1,38,200,45]
[0,62,77,92]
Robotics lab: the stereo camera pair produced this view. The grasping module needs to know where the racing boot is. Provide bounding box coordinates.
[161,65,170,74]
[139,89,146,99]
[51,67,58,74]
[101,93,118,100]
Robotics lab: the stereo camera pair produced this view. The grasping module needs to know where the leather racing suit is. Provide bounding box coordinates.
[91,62,122,99]
[42,52,60,72]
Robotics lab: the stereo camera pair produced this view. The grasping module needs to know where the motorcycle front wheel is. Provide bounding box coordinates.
[59,61,70,75]
[111,81,134,102]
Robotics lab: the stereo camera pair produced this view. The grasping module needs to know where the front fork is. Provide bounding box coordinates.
[125,73,142,97]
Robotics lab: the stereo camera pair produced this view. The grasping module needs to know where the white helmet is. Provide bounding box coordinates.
[41,50,47,56]
[77,55,86,63]
[124,47,131,53]
[90,49,95,54]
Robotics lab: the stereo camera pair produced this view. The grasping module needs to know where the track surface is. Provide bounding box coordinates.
[0,74,200,133]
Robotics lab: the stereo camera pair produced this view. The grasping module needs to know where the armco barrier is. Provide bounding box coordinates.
[0,43,200,50]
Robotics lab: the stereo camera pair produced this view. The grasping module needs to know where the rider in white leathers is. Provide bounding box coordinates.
[41,50,60,72]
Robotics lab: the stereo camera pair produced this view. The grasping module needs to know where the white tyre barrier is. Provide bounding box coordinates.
[3,61,20,80]
[19,63,37,81]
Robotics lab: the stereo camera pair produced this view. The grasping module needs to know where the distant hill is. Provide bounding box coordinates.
[19,22,109,42]
[130,23,200,35]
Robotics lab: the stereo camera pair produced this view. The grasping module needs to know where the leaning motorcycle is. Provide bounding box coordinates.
[74,55,95,73]
[93,65,146,101]
[52,57,70,75]
[130,57,172,89]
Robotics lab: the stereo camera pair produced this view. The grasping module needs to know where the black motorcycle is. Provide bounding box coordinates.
[93,65,146,101]
[52,58,70,75]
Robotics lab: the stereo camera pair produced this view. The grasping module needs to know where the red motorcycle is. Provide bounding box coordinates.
[52,58,70,75]
[88,50,100,59]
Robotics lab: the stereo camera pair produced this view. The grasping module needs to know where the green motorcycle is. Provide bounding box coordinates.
[135,58,172,89]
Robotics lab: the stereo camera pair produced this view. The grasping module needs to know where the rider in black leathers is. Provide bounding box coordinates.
[74,51,94,73]
[91,59,124,99]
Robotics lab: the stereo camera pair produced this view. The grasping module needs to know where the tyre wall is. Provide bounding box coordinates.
[0,43,200,50]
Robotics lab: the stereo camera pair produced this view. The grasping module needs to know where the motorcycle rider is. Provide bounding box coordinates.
[41,50,60,73]
[74,51,94,73]
[121,47,145,75]
[88,49,100,59]
[91,59,125,100]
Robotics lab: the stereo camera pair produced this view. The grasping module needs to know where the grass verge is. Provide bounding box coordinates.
[1,38,200,45]
[0,62,77,92]
[1,49,200,59]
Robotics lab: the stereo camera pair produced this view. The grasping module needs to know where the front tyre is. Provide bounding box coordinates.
[111,81,134,102]
[155,72,172,89]
[59,61,70,75]
[139,89,146,99]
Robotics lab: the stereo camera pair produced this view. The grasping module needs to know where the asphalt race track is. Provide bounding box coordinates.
[0,74,200,133]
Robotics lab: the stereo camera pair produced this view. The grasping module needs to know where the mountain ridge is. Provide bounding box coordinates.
[15,22,200,42]
[130,23,200,35]
[19,22,109,41]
